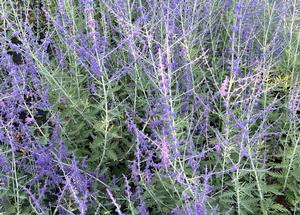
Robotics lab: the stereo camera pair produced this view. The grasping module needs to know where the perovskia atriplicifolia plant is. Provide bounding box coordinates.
[0,0,299,214]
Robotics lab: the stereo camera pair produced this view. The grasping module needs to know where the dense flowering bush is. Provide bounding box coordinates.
[0,0,299,214]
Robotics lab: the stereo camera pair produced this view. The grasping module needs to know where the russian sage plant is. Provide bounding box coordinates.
[0,0,299,214]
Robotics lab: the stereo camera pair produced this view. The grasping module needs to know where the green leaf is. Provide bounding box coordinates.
[271,203,290,214]
[268,171,284,178]
[261,184,283,195]
[107,150,118,161]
